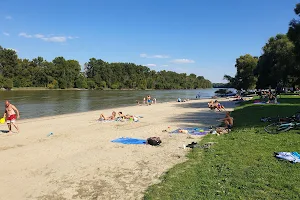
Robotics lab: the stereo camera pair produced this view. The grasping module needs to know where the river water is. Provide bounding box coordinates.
[0,88,222,119]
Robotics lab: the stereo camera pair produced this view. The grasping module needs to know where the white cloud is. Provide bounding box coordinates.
[161,65,169,67]
[19,32,32,38]
[6,48,18,52]
[41,36,67,42]
[140,53,169,59]
[170,59,195,64]
[3,32,10,36]
[145,64,157,67]
[5,16,12,20]
[34,34,44,38]
[19,32,78,43]
[68,36,79,39]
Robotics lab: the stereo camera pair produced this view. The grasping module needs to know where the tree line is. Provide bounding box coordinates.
[224,3,300,91]
[0,47,212,90]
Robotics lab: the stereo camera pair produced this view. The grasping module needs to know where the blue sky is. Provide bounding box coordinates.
[0,0,298,83]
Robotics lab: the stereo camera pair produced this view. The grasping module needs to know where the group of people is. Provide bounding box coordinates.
[177,98,190,102]
[259,90,278,103]
[99,111,138,121]
[208,100,226,111]
[136,95,157,106]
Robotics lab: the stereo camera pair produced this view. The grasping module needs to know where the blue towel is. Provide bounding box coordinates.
[111,137,147,144]
[171,127,210,135]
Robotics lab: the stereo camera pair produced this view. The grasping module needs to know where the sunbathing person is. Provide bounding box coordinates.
[118,112,134,119]
[99,111,116,120]
[214,100,226,111]
[208,100,215,109]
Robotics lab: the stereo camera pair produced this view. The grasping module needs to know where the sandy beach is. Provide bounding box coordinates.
[0,99,236,200]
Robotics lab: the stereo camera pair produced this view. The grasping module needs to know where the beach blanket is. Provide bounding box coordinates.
[274,152,300,163]
[254,102,280,105]
[111,137,147,144]
[171,127,210,135]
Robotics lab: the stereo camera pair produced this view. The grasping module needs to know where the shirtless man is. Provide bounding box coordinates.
[216,112,233,134]
[3,100,20,134]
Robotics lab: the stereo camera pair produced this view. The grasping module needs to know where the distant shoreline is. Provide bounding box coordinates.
[3,87,214,91]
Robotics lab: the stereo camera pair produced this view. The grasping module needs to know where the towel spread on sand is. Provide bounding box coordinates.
[274,152,300,163]
[111,137,147,144]
[171,127,210,135]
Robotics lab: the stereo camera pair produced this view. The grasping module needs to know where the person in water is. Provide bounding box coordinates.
[147,95,151,105]
[3,100,20,134]
[99,111,116,120]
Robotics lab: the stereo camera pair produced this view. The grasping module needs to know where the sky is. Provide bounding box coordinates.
[0,0,299,83]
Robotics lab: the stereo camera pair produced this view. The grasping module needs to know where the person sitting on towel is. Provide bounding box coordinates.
[99,111,116,120]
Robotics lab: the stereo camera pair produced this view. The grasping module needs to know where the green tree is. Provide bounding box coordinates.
[225,54,258,90]
[256,34,296,89]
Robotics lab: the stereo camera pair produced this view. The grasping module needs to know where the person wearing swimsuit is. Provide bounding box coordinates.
[3,100,20,134]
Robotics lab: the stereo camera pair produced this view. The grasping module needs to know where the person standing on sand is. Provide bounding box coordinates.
[147,95,151,105]
[3,100,20,134]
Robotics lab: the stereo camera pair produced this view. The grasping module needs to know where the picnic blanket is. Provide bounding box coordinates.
[171,127,210,135]
[274,152,300,163]
[111,137,147,144]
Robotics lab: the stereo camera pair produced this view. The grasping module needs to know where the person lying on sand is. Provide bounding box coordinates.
[214,100,226,111]
[208,100,214,109]
[216,112,233,134]
[118,112,134,119]
[99,111,116,120]
[178,129,188,134]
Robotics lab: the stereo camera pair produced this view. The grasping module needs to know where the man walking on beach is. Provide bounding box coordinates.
[3,100,20,134]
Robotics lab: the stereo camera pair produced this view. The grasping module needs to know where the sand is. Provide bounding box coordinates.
[0,98,236,200]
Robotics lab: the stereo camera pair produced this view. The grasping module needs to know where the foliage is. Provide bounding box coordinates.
[256,34,297,89]
[224,54,258,90]
[84,58,212,90]
[144,96,300,200]
[225,3,300,90]
[212,82,232,88]
[0,47,212,90]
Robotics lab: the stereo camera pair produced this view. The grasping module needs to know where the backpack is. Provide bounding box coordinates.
[146,137,162,146]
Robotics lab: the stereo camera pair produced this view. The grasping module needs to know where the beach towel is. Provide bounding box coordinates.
[111,137,147,144]
[274,152,300,163]
[98,119,115,123]
[171,127,210,135]
[254,102,280,105]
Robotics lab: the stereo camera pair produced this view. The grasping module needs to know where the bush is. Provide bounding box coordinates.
[87,79,96,89]
[47,80,59,89]
[3,78,13,90]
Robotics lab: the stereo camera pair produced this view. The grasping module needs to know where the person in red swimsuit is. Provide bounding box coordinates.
[3,100,20,134]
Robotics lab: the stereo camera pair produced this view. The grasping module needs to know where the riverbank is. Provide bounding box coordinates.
[144,95,300,199]
[0,99,236,199]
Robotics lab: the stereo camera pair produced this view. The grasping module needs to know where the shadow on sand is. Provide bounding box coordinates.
[168,100,237,128]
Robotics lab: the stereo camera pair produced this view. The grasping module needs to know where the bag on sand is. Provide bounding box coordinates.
[146,137,162,146]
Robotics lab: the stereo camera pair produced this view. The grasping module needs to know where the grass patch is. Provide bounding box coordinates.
[144,95,300,200]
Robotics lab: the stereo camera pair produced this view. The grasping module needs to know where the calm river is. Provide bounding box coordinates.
[0,88,222,119]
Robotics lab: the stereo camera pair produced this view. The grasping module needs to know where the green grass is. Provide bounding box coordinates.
[144,95,300,200]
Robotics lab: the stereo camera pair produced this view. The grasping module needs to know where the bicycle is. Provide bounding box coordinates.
[264,121,300,134]
[261,112,300,123]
